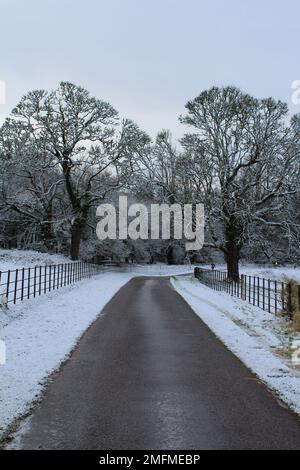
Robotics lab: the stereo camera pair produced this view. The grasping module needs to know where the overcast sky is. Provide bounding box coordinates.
[0,0,299,139]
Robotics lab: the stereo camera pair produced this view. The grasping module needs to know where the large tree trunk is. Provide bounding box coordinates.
[70,221,83,261]
[225,223,241,281]
[62,163,86,261]
[225,243,240,281]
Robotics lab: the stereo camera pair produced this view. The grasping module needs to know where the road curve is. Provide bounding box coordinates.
[10,277,300,449]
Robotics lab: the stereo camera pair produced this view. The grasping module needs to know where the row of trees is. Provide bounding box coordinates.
[0,82,299,279]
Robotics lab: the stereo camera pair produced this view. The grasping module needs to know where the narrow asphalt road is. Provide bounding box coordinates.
[11,277,300,449]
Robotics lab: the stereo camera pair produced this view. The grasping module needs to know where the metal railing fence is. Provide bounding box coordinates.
[0,261,102,305]
[194,267,300,317]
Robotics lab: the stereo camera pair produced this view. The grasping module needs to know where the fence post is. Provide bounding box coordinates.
[248,276,251,303]
[27,268,31,299]
[49,265,52,292]
[13,269,18,304]
[39,266,42,296]
[268,279,271,313]
[57,264,60,289]
[21,268,25,301]
[34,266,37,298]
[53,265,56,290]
[6,270,10,302]
[44,266,47,294]
[240,274,244,299]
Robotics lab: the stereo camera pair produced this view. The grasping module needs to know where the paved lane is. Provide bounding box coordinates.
[11,277,300,449]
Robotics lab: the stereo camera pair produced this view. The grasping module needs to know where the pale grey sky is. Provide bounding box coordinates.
[0,0,299,139]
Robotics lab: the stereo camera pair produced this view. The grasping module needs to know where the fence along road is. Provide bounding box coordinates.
[0,262,101,305]
[9,276,300,450]
[194,267,300,317]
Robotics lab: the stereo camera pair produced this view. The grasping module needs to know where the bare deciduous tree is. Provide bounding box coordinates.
[180,86,296,279]
[5,82,150,259]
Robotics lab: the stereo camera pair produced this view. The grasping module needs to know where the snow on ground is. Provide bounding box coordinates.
[239,264,300,283]
[0,249,72,272]
[1,257,299,441]
[199,262,300,283]
[171,275,300,415]
[0,249,80,307]
[0,263,192,441]
[124,263,193,276]
[0,272,134,440]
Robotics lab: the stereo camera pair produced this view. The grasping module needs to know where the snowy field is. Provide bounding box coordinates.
[172,275,300,415]
[240,265,300,283]
[0,249,72,272]
[200,262,300,283]
[1,248,298,283]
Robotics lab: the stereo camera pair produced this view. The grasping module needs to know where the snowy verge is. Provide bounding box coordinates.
[171,275,300,415]
[0,272,134,440]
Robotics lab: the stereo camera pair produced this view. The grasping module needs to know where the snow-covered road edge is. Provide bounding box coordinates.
[171,276,300,416]
[0,272,134,441]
